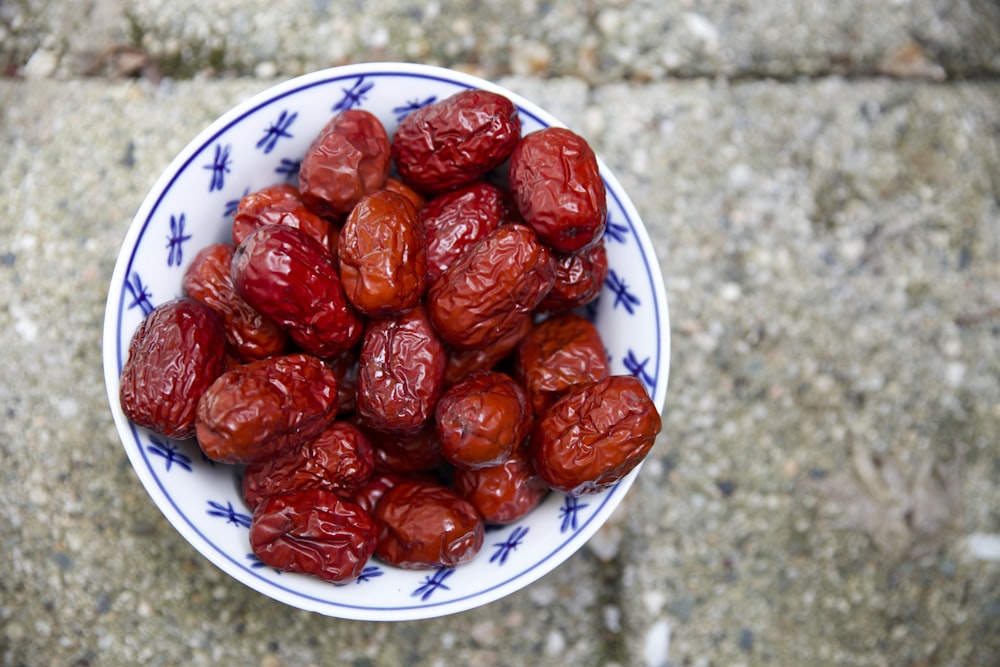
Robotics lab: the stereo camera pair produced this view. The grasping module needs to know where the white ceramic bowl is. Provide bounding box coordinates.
[102,62,670,621]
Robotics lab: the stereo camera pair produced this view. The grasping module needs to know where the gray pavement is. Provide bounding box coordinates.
[2,2,999,666]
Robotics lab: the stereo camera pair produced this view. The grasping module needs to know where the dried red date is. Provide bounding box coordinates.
[508,127,607,254]
[442,314,532,387]
[337,189,427,318]
[392,89,520,194]
[426,223,555,350]
[536,240,609,313]
[435,370,532,470]
[231,183,336,255]
[231,224,363,357]
[361,422,445,475]
[195,353,339,464]
[531,375,661,496]
[298,109,391,218]
[356,304,446,435]
[351,472,411,514]
[242,420,375,511]
[453,446,549,524]
[119,297,227,440]
[373,480,484,569]
[249,489,378,584]
[514,312,610,416]
[419,181,513,285]
[182,243,288,362]
[382,177,426,210]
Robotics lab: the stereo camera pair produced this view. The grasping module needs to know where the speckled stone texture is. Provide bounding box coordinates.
[2,2,999,666]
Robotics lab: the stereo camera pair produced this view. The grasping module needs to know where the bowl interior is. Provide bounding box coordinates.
[102,62,670,621]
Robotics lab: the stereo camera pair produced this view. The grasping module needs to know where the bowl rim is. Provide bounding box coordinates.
[102,61,671,620]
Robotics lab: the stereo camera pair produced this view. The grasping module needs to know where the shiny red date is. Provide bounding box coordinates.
[249,489,379,584]
[119,297,227,440]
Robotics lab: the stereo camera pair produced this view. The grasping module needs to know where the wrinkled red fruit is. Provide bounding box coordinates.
[231,224,363,357]
[435,370,532,470]
[195,353,339,464]
[356,304,446,435]
[250,489,379,584]
[426,223,555,351]
[373,480,484,569]
[242,420,375,511]
[453,446,549,525]
[508,127,607,254]
[537,241,609,314]
[298,109,391,218]
[119,297,227,440]
[392,89,520,194]
[182,243,288,362]
[514,312,610,416]
[231,183,336,256]
[337,189,427,318]
[418,180,512,285]
[531,375,661,496]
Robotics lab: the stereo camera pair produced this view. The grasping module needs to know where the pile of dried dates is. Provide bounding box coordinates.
[119,88,662,584]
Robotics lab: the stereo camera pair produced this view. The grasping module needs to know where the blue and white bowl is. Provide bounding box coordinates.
[102,62,670,621]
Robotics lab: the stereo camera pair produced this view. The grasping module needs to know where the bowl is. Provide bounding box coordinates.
[102,62,670,621]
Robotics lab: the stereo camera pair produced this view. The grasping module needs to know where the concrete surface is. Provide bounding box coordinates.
[1,1,999,666]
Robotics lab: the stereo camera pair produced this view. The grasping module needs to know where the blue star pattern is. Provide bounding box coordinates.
[412,568,454,601]
[247,553,283,574]
[603,215,629,244]
[605,270,641,315]
[257,110,297,154]
[224,187,250,219]
[204,143,232,192]
[147,437,193,473]
[206,500,252,528]
[334,565,384,586]
[623,349,656,394]
[165,213,191,267]
[393,96,437,122]
[125,271,154,316]
[558,496,590,533]
[490,526,529,565]
[275,157,301,180]
[332,77,374,112]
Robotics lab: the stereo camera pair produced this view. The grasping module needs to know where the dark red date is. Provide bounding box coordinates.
[355,304,446,435]
[508,127,607,254]
[435,370,532,470]
[514,312,610,416]
[232,183,337,256]
[361,422,445,475]
[373,480,485,569]
[231,224,363,357]
[382,177,426,210]
[182,243,289,362]
[453,446,549,524]
[298,109,391,218]
[249,489,379,584]
[530,375,661,496]
[195,353,339,464]
[337,189,427,318]
[119,297,227,440]
[426,223,555,351]
[419,181,512,285]
[537,241,609,313]
[442,314,532,388]
[392,89,521,194]
[241,420,375,510]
